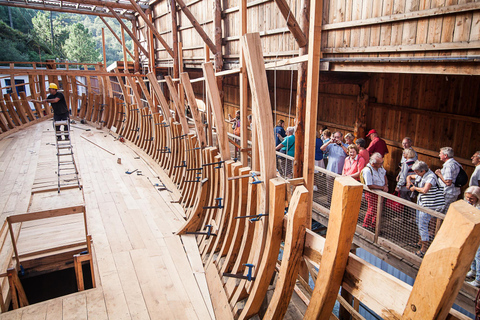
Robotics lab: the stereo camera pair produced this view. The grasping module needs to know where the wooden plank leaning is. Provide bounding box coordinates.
[304,176,363,319]
[402,200,480,319]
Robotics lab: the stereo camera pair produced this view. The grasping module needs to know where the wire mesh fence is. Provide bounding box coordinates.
[230,139,446,258]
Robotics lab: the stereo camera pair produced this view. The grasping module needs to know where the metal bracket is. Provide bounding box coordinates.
[185,225,217,239]
[172,134,187,140]
[158,147,171,153]
[235,213,268,222]
[174,161,187,168]
[223,263,255,281]
[203,197,223,210]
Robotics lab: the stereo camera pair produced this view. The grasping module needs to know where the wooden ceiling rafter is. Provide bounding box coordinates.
[108,7,150,58]
[174,0,217,55]
[127,0,175,58]
[273,0,307,47]
[0,0,135,19]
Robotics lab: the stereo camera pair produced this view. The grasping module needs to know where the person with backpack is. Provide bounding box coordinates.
[435,147,467,213]
[361,153,388,229]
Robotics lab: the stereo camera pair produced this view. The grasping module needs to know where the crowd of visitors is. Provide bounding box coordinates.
[273,124,480,285]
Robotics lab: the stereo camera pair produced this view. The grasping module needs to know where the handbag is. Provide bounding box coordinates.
[418,185,445,210]
[385,191,404,214]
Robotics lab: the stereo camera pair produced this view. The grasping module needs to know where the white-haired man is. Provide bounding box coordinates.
[435,147,461,212]
[470,151,480,187]
[400,137,418,164]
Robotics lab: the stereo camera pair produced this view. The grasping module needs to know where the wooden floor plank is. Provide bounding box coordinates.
[85,289,108,320]
[62,293,87,320]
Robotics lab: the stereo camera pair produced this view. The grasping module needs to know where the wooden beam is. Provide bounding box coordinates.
[322,1,480,31]
[213,0,223,70]
[7,206,85,224]
[304,176,363,319]
[239,178,287,319]
[202,62,231,160]
[174,0,218,55]
[121,28,129,73]
[292,0,309,179]
[241,32,277,186]
[128,0,175,58]
[239,0,248,166]
[302,0,323,227]
[108,8,150,58]
[264,185,309,320]
[165,76,190,135]
[99,16,135,61]
[171,0,180,79]
[273,0,307,47]
[146,72,172,122]
[132,19,141,73]
[0,1,135,19]
[180,72,207,148]
[101,28,107,68]
[403,200,480,319]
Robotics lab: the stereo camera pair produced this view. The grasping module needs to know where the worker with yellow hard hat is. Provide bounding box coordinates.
[30,82,70,140]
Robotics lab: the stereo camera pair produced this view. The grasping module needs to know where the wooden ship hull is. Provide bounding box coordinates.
[0,0,480,317]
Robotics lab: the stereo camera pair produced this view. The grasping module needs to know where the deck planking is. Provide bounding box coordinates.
[0,121,214,319]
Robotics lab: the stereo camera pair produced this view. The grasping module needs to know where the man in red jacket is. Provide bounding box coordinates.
[366,129,389,157]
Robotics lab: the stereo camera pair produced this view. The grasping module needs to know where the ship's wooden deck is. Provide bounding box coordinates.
[0,121,215,319]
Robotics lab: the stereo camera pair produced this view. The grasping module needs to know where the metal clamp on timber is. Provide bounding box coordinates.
[203,160,224,169]
[251,172,263,185]
[228,172,261,181]
[203,197,224,210]
[131,127,140,132]
[185,176,202,183]
[186,147,202,152]
[155,122,170,127]
[172,134,187,140]
[185,224,217,239]
[144,137,154,141]
[158,147,171,154]
[186,167,203,172]
[174,161,187,168]
[125,169,138,175]
[142,114,151,118]
[223,264,255,281]
[117,111,126,114]
[235,213,268,222]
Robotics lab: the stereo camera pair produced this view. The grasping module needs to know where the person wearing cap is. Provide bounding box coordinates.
[30,83,70,140]
[366,129,389,157]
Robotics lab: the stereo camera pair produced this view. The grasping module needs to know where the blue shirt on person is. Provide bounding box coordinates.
[325,143,347,174]
[274,125,286,147]
[315,138,323,161]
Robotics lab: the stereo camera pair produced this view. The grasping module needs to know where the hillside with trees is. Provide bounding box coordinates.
[0,7,133,66]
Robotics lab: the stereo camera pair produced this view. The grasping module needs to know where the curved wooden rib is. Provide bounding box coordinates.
[176,176,210,234]
[238,177,286,319]
[180,72,207,149]
[263,185,308,320]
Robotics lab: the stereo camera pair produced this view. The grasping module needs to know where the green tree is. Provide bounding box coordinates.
[63,23,100,63]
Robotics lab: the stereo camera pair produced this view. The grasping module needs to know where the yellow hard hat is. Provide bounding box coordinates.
[49,83,58,90]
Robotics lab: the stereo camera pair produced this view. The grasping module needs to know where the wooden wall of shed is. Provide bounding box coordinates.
[147,0,480,68]
[214,70,480,187]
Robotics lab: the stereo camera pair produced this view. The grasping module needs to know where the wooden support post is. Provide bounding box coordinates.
[264,185,309,320]
[304,176,363,319]
[374,194,384,243]
[293,0,309,179]
[402,200,480,319]
[108,8,150,58]
[239,0,248,166]
[214,0,223,70]
[99,16,135,61]
[7,268,28,308]
[202,62,231,160]
[174,0,217,55]
[146,73,171,123]
[74,254,85,291]
[146,11,155,73]
[204,46,213,146]
[178,42,185,109]
[128,0,175,58]
[102,28,107,68]
[132,20,141,73]
[302,0,324,228]
[121,28,129,72]
[354,82,368,139]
